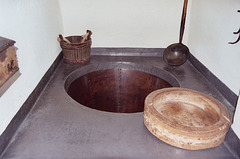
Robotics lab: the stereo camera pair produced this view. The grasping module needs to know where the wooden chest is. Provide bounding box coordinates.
[0,36,19,96]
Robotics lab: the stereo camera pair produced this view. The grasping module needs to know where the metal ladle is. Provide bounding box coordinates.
[163,0,190,66]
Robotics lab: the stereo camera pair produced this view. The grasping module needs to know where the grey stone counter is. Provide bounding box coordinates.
[1,50,239,159]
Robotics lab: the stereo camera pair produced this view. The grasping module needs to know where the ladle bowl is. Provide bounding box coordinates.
[163,43,190,66]
[163,0,190,66]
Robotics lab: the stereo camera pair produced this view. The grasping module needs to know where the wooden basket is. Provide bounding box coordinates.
[59,30,92,64]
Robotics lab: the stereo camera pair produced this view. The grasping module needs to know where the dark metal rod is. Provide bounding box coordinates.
[179,0,189,44]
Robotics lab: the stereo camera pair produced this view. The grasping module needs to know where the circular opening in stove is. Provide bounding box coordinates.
[66,69,177,113]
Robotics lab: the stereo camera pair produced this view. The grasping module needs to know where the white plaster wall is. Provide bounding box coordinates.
[0,0,63,134]
[187,0,240,95]
[58,0,187,47]
[186,0,240,137]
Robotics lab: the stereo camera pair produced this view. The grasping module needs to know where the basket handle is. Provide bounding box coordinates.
[86,30,92,40]
[58,34,71,44]
[81,30,93,43]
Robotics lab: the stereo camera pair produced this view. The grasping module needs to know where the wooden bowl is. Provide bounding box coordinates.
[143,87,230,150]
[67,69,173,113]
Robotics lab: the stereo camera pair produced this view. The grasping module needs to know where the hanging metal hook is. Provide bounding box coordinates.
[229,10,240,44]
[229,27,240,44]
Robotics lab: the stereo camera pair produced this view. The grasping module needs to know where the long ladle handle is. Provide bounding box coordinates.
[179,0,188,44]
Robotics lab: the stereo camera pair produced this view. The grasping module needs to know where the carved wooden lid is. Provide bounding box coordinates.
[0,36,15,53]
[144,87,230,150]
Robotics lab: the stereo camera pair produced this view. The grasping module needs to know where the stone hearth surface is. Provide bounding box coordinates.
[1,49,239,159]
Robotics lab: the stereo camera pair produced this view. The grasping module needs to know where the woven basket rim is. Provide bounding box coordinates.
[61,38,91,44]
[60,39,92,49]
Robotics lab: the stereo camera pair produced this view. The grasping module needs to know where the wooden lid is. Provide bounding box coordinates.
[0,36,15,53]
[144,87,230,150]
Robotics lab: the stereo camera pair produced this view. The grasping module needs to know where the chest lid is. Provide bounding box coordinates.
[0,36,15,53]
